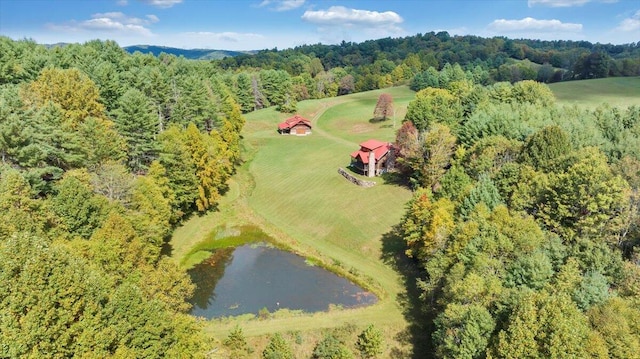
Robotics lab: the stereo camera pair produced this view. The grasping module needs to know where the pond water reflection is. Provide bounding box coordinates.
[189,243,377,318]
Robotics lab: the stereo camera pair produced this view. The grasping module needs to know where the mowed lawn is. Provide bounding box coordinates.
[240,89,415,325]
[550,76,640,108]
[248,86,415,256]
[173,87,418,343]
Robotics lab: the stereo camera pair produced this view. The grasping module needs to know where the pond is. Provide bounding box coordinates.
[188,243,377,319]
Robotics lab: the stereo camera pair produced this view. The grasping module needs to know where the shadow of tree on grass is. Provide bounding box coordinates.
[380,225,436,359]
[380,171,412,189]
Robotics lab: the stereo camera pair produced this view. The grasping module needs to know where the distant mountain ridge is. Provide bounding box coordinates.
[123,45,253,60]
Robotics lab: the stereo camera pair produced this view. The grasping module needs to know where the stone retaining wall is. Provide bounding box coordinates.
[338,168,376,188]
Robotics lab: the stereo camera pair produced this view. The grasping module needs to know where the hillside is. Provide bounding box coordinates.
[123,44,252,59]
[550,76,640,108]
[170,87,419,357]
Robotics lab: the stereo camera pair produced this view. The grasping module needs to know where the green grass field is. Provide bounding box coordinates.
[170,87,417,357]
[550,76,640,108]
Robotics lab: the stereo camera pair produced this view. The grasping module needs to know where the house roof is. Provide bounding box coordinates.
[278,115,312,130]
[350,139,392,164]
[359,139,388,151]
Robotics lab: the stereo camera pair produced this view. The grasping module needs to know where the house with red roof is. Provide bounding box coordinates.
[350,139,394,177]
[277,115,312,136]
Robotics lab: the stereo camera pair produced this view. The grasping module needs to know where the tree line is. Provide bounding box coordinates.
[392,65,640,358]
[4,34,638,122]
[217,31,640,91]
[0,37,245,357]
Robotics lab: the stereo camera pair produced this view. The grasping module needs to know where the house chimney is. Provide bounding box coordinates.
[368,150,376,177]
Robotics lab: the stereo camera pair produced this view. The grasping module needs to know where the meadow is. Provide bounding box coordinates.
[171,86,418,356]
[169,77,640,357]
[550,76,640,108]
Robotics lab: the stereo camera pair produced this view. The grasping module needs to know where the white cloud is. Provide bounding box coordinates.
[47,12,157,37]
[615,10,640,32]
[300,6,404,47]
[489,17,582,32]
[117,0,128,5]
[302,6,403,30]
[528,0,617,7]
[81,18,152,36]
[259,0,306,11]
[146,14,160,23]
[138,0,183,8]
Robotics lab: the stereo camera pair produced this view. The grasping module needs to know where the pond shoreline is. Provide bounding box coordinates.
[188,241,378,319]
[181,224,385,313]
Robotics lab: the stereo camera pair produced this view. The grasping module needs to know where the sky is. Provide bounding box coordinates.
[0,0,638,51]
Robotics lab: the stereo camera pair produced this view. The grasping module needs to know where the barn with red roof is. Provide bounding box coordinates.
[350,139,394,177]
[277,115,312,136]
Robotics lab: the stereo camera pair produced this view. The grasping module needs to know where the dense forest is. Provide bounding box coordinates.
[1,32,640,358]
[0,37,245,357]
[217,32,640,90]
[392,66,640,357]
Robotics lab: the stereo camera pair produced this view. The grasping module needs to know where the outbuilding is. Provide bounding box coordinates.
[278,115,312,136]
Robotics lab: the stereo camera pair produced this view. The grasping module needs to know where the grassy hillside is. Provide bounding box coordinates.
[550,76,640,108]
[170,87,418,357]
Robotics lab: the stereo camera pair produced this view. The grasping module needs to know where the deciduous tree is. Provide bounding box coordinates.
[23,67,106,127]
[405,87,462,131]
[373,93,393,121]
[401,188,454,262]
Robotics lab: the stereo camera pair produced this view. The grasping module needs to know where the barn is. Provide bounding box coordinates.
[350,139,394,177]
[277,115,312,136]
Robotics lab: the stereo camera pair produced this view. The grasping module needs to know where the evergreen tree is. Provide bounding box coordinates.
[0,168,54,239]
[76,116,126,167]
[312,334,354,359]
[111,88,159,173]
[459,173,503,218]
[262,333,293,359]
[224,325,250,353]
[519,125,571,171]
[433,304,495,359]
[355,324,384,358]
[235,72,256,112]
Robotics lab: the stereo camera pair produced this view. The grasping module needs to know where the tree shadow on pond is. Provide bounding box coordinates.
[380,225,436,359]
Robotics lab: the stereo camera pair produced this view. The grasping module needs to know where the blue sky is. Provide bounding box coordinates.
[1,0,638,51]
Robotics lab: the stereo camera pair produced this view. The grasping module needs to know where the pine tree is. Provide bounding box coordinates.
[313,334,354,359]
[262,333,293,359]
[111,88,159,173]
[355,324,384,358]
